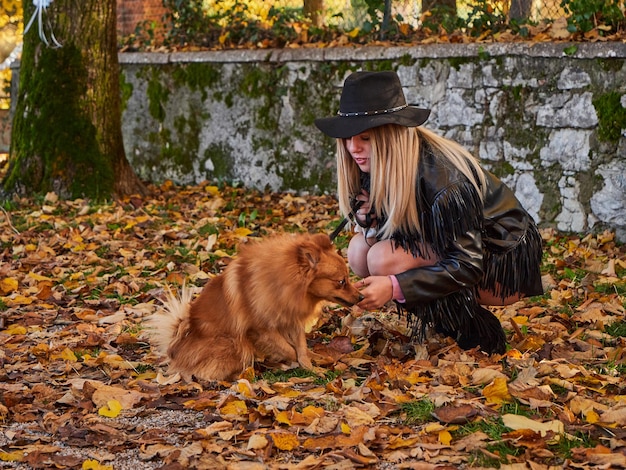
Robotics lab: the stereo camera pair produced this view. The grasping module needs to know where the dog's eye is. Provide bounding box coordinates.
[338,279,346,287]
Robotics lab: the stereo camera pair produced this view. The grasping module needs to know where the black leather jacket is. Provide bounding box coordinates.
[386,145,543,337]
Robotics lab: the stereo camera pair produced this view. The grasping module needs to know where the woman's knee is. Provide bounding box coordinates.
[366,247,395,275]
[347,234,371,277]
[366,241,428,275]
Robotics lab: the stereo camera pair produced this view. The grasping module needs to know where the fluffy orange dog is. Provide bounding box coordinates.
[148,233,362,381]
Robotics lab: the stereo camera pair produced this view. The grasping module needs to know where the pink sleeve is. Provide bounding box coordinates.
[388,275,405,303]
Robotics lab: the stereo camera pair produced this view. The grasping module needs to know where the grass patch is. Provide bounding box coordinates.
[606,320,626,338]
[400,398,435,425]
[258,367,319,384]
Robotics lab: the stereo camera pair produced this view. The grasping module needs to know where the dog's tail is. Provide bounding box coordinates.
[145,284,195,359]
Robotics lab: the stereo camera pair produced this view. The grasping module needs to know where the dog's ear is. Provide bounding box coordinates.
[309,233,332,249]
[298,242,321,270]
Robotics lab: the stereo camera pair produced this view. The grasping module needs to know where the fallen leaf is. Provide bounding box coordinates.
[501,413,564,437]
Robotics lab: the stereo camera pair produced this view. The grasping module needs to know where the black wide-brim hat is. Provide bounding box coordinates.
[315,71,431,139]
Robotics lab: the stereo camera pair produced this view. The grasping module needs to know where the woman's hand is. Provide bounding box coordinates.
[355,276,393,310]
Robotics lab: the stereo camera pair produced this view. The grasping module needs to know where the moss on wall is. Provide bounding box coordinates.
[146,67,169,121]
[238,63,288,131]
[490,161,515,178]
[204,142,236,181]
[120,73,133,113]
[593,91,626,142]
[172,63,222,101]
[534,164,564,226]
[498,84,549,150]
[597,58,624,73]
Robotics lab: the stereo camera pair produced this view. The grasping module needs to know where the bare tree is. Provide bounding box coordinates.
[509,0,533,21]
[303,0,325,27]
[3,0,146,199]
[422,0,458,22]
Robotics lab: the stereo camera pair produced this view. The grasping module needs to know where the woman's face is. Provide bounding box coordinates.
[345,132,372,173]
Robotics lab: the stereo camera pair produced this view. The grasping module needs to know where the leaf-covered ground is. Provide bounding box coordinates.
[1,182,625,470]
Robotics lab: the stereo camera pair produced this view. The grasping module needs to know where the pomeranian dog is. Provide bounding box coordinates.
[147,233,362,382]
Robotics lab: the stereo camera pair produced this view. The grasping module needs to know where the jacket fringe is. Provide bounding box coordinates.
[392,180,484,260]
[397,287,477,343]
[480,221,544,299]
[391,177,486,342]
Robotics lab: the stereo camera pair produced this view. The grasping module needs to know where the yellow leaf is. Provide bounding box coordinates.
[98,399,123,418]
[82,459,114,470]
[28,272,52,281]
[205,185,219,195]
[31,343,49,356]
[271,431,299,450]
[438,430,452,445]
[219,32,229,44]
[118,248,135,258]
[133,371,157,381]
[341,421,351,434]
[220,399,248,416]
[3,324,27,335]
[483,377,513,404]
[275,410,292,425]
[585,410,600,424]
[60,348,78,362]
[512,315,528,325]
[405,370,429,384]
[386,435,421,449]
[213,250,231,258]
[236,379,256,398]
[8,295,34,306]
[424,422,445,433]
[233,227,252,237]
[505,349,523,359]
[301,405,324,421]
[347,27,360,38]
[65,241,86,252]
[0,450,24,461]
[0,278,18,294]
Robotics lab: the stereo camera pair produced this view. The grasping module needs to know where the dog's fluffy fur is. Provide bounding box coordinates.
[147,233,362,382]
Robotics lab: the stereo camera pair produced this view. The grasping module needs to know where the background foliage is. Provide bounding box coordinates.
[121,0,626,51]
[1,0,625,110]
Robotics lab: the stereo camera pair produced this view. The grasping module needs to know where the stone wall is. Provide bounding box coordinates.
[117,43,624,239]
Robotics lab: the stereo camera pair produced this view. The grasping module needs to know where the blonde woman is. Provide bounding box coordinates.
[315,71,543,354]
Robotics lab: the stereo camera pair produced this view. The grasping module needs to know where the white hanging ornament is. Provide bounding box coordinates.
[23,0,62,48]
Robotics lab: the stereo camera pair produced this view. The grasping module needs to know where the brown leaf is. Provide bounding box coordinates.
[432,403,478,424]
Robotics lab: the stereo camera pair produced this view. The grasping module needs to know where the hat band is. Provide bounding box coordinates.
[337,103,408,117]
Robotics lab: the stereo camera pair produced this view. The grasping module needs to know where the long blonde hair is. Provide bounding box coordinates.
[336,124,486,239]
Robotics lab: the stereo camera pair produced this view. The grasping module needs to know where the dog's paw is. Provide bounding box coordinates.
[297,358,314,370]
[278,361,301,371]
[310,365,327,377]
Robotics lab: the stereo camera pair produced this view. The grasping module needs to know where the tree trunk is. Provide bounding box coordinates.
[422,0,458,18]
[3,0,146,200]
[303,0,325,28]
[509,0,532,21]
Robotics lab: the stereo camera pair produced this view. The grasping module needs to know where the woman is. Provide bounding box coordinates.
[315,71,543,354]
